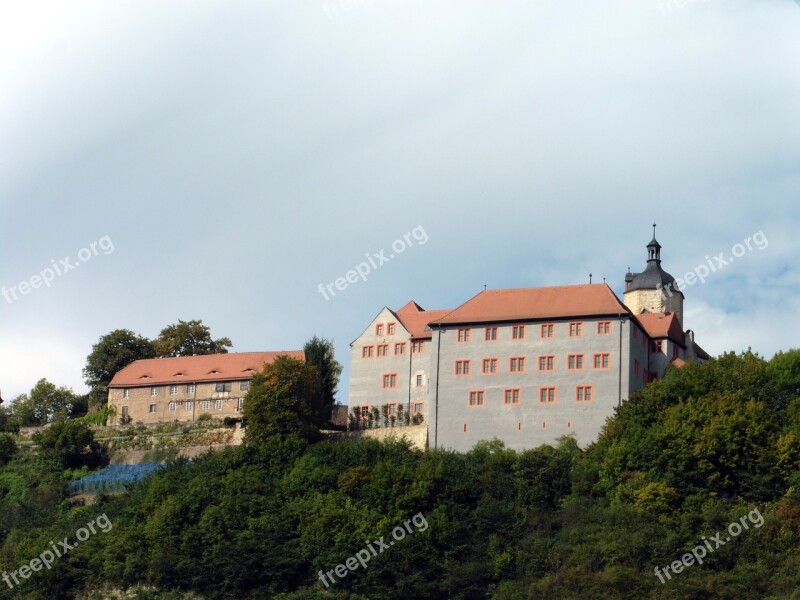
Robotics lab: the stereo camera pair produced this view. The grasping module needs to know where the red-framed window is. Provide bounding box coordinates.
[634,359,641,377]
[362,346,374,358]
[539,387,557,403]
[567,354,584,370]
[455,360,471,375]
[510,357,526,372]
[412,402,424,414]
[569,322,584,337]
[576,385,593,402]
[593,353,610,369]
[512,325,526,339]
[541,323,555,338]
[457,328,471,343]
[538,355,555,371]
[375,324,384,336]
[482,358,498,374]
[468,391,485,407]
[412,341,425,353]
[359,405,370,418]
[673,345,680,359]
[382,373,398,389]
[652,341,663,353]
[377,344,389,357]
[633,327,639,340]
[484,327,497,341]
[597,321,611,335]
[386,402,398,416]
[387,322,396,335]
[504,389,521,405]
[394,342,406,355]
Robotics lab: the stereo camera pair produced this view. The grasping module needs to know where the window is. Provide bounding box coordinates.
[416,374,424,387]
[362,345,374,358]
[510,357,526,372]
[387,403,398,416]
[568,354,584,370]
[168,402,177,412]
[237,398,245,411]
[468,391,485,406]
[593,353,610,369]
[538,355,555,371]
[673,345,680,359]
[652,341,663,353]
[539,387,557,403]
[484,327,497,341]
[382,373,398,389]
[633,327,639,340]
[150,387,159,397]
[512,325,526,339]
[482,358,498,374]
[457,328,471,342]
[375,324,384,336]
[576,386,593,402]
[377,344,389,357]
[123,388,130,398]
[121,406,129,416]
[569,322,584,337]
[504,389,521,405]
[413,402,424,414]
[360,405,370,418]
[455,360,471,375]
[148,404,156,413]
[642,336,647,351]
[202,400,211,410]
[185,401,193,411]
[412,341,425,353]
[215,399,223,409]
[394,342,406,355]
[541,323,555,338]
[170,385,178,395]
[215,382,232,393]
[634,359,641,377]
[186,383,195,394]
[387,323,396,335]
[240,381,250,391]
[597,321,611,335]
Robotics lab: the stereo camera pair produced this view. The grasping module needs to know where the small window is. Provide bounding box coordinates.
[123,388,130,398]
[673,345,680,359]
[185,401,193,411]
[512,325,526,339]
[412,341,425,353]
[504,389,520,405]
[377,344,389,357]
[202,400,211,410]
[168,402,177,412]
[376,324,384,336]
[652,341,663,353]
[633,327,639,340]
[457,328,471,342]
[186,383,195,394]
[237,398,245,411]
[538,356,555,371]
[170,385,178,395]
[215,399,223,410]
[539,387,557,403]
[412,402,424,414]
[416,374,424,387]
[568,354,584,370]
[482,358,498,374]
[382,374,398,389]
[215,382,232,393]
[362,345,374,358]
[510,357,526,372]
[240,381,250,391]
[455,360,471,375]
[387,403,398,415]
[634,359,641,376]
[468,391,485,406]
[569,322,583,337]
[121,406,129,416]
[593,353,610,369]
[394,342,406,355]
[150,387,159,397]
[576,386,593,402]
[484,327,497,341]
[148,404,156,413]
[360,405,370,418]
[387,323,396,335]
[597,321,611,335]
[541,323,555,338]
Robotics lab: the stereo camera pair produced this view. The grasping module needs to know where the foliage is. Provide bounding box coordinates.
[9,378,81,426]
[153,319,232,357]
[83,329,156,405]
[33,419,104,469]
[303,336,343,425]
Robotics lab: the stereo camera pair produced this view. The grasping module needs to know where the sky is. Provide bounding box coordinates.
[1,0,799,403]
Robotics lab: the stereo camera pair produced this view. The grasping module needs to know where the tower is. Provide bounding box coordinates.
[623,224,684,325]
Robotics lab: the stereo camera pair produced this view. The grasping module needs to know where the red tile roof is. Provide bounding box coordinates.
[394,301,452,339]
[109,351,305,388]
[635,312,685,344]
[429,284,630,326]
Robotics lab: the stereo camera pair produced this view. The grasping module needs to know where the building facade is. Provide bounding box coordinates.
[349,231,708,451]
[108,351,305,425]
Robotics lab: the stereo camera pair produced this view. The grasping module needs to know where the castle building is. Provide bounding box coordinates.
[108,351,304,425]
[348,230,708,451]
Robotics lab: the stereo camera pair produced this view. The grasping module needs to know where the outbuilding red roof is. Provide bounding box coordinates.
[429,284,630,326]
[394,301,452,339]
[635,312,685,344]
[109,351,305,388]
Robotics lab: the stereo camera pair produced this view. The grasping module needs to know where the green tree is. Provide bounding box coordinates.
[9,379,79,426]
[154,319,233,357]
[303,336,342,425]
[243,356,324,444]
[33,419,98,468]
[83,328,156,406]
[0,434,16,465]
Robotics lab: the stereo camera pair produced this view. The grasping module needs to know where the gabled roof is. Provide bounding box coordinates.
[394,301,452,340]
[109,351,305,388]
[635,312,685,344]
[429,284,630,326]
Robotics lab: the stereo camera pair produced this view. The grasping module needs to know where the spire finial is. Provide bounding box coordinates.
[653,222,657,238]
[589,273,593,284]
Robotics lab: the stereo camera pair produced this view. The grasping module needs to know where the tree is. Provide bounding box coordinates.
[0,434,16,465]
[303,336,342,425]
[153,319,232,357]
[9,379,79,426]
[243,356,324,444]
[33,419,99,468]
[83,329,156,406]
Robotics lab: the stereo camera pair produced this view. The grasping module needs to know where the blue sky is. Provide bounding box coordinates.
[1,0,799,402]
